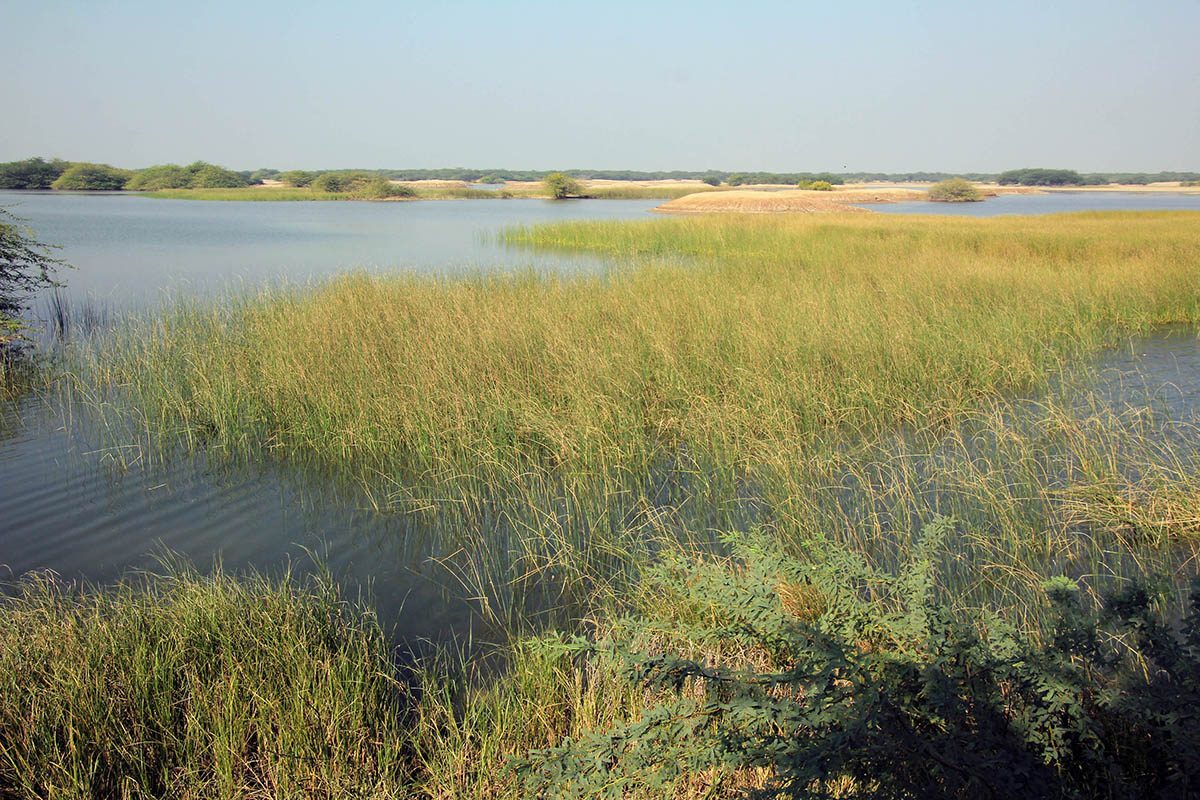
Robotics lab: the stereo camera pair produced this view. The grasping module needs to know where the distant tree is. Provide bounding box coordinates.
[701,176,721,186]
[0,157,70,190]
[927,177,983,202]
[50,163,131,191]
[543,172,584,199]
[808,180,833,191]
[188,164,248,188]
[726,173,746,186]
[1,208,68,346]
[311,172,414,199]
[279,170,318,187]
[997,168,1084,186]
[125,164,192,191]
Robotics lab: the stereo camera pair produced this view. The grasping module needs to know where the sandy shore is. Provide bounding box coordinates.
[654,189,876,214]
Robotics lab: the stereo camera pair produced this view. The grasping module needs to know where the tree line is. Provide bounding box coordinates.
[3,157,1197,191]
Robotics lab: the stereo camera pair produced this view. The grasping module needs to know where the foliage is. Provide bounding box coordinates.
[997,168,1085,186]
[0,207,68,344]
[247,168,278,184]
[808,180,833,191]
[310,171,415,199]
[702,176,722,186]
[279,169,318,187]
[0,561,411,798]
[50,163,131,191]
[187,162,248,188]
[0,157,69,189]
[124,162,247,191]
[543,172,585,199]
[124,164,192,191]
[927,178,983,202]
[518,521,1200,799]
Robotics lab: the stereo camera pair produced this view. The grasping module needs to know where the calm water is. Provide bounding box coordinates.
[3,191,1198,650]
[1,191,661,307]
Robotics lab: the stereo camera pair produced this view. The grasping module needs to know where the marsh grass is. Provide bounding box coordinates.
[0,560,411,798]
[23,210,1200,797]
[54,210,1200,629]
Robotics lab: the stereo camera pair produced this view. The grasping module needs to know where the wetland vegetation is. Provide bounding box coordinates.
[5,209,1200,796]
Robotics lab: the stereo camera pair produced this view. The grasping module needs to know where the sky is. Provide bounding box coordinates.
[2,0,1198,173]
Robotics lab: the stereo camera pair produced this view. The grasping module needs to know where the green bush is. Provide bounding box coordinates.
[518,520,1200,799]
[1,207,67,347]
[279,169,318,187]
[188,163,248,189]
[125,164,192,191]
[809,180,833,191]
[543,172,584,199]
[51,163,131,191]
[0,157,69,189]
[311,172,414,199]
[928,177,984,202]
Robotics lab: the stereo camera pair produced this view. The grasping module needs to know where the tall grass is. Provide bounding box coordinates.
[57,210,1200,624]
[0,561,411,798]
[21,210,1200,796]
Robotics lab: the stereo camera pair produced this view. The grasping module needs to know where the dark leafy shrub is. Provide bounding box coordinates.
[0,157,69,189]
[518,519,1200,799]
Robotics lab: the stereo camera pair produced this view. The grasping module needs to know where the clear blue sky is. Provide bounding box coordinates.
[3,0,1197,173]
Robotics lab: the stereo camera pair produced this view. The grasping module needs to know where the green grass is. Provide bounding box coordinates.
[0,561,411,798]
[60,210,1200,619]
[0,561,668,799]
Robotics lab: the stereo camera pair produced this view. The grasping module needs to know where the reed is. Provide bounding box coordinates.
[56,210,1200,626]
[24,210,1200,796]
[0,561,411,798]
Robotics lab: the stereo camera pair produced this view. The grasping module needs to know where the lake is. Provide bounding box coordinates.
[3,190,1199,651]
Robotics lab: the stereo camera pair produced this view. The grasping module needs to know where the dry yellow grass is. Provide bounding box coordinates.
[654,189,877,214]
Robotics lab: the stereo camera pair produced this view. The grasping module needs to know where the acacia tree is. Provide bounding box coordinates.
[543,172,584,199]
[1,208,68,345]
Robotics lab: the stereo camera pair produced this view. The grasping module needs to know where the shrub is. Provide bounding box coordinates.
[518,520,1200,799]
[50,163,131,191]
[0,207,68,346]
[726,173,746,186]
[808,180,833,191]
[0,157,69,189]
[928,177,983,202]
[188,163,248,189]
[279,169,318,187]
[125,164,192,191]
[543,172,584,199]
[311,172,414,199]
[701,176,721,187]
